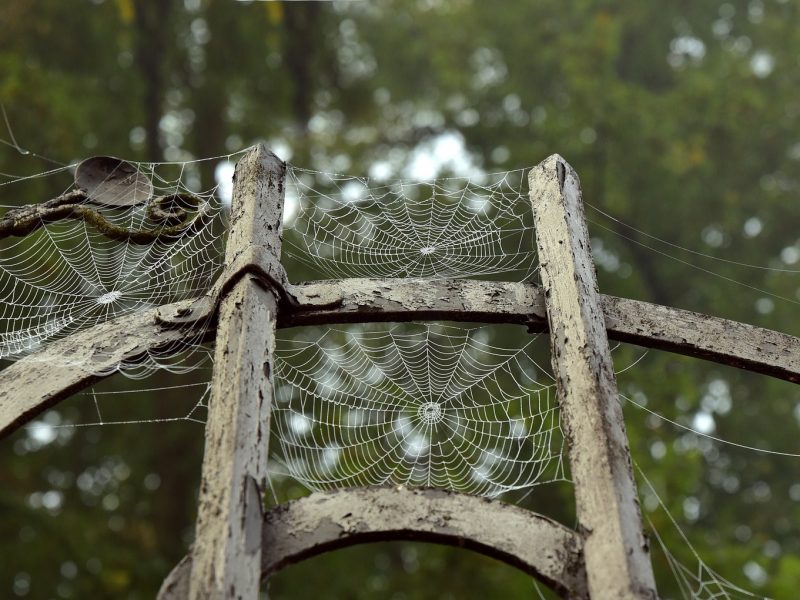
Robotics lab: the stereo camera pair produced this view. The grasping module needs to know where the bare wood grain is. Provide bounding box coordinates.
[530,155,657,599]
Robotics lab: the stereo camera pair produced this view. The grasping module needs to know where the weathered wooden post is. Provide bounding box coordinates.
[529,155,657,599]
[9,147,800,598]
[188,145,286,600]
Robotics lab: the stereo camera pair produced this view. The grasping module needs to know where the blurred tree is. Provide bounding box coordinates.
[1,0,800,598]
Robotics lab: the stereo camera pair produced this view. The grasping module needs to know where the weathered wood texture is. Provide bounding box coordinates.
[0,300,202,438]
[600,294,800,383]
[158,487,588,600]
[289,280,800,383]
[284,278,547,327]
[530,155,657,599]
[3,279,800,442]
[188,145,286,600]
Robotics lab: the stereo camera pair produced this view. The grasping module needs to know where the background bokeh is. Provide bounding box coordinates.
[2,0,800,598]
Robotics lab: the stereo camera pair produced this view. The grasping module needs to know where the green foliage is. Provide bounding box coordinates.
[2,0,800,598]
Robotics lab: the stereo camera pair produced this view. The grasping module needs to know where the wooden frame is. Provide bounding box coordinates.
[2,146,798,598]
[158,487,588,599]
[530,156,655,598]
[188,147,286,599]
[4,281,797,442]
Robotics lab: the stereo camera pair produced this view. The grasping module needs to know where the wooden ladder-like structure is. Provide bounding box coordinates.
[2,145,798,599]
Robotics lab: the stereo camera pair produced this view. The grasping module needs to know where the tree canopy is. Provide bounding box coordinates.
[2,1,800,598]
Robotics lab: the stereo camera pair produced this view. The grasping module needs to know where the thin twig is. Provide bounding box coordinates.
[0,190,210,244]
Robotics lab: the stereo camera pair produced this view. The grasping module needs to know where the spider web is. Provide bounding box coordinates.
[0,154,542,374]
[269,323,565,497]
[0,153,239,371]
[0,128,787,597]
[636,463,767,600]
[283,166,538,281]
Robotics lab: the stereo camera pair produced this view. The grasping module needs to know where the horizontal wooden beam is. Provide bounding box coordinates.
[283,278,547,328]
[2,279,798,440]
[157,487,587,599]
[600,294,800,383]
[287,279,800,384]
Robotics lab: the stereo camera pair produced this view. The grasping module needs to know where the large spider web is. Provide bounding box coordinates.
[0,154,234,370]
[269,323,565,497]
[0,147,788,596]
[0,156,540,373]
[283,166,538,281]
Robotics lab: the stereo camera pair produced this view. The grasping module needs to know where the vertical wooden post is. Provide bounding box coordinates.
[189,145,286,600]
[529,155,657,599]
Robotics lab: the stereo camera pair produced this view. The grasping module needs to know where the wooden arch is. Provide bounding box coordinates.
[157,487,588,599]
[2,146,798,599]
